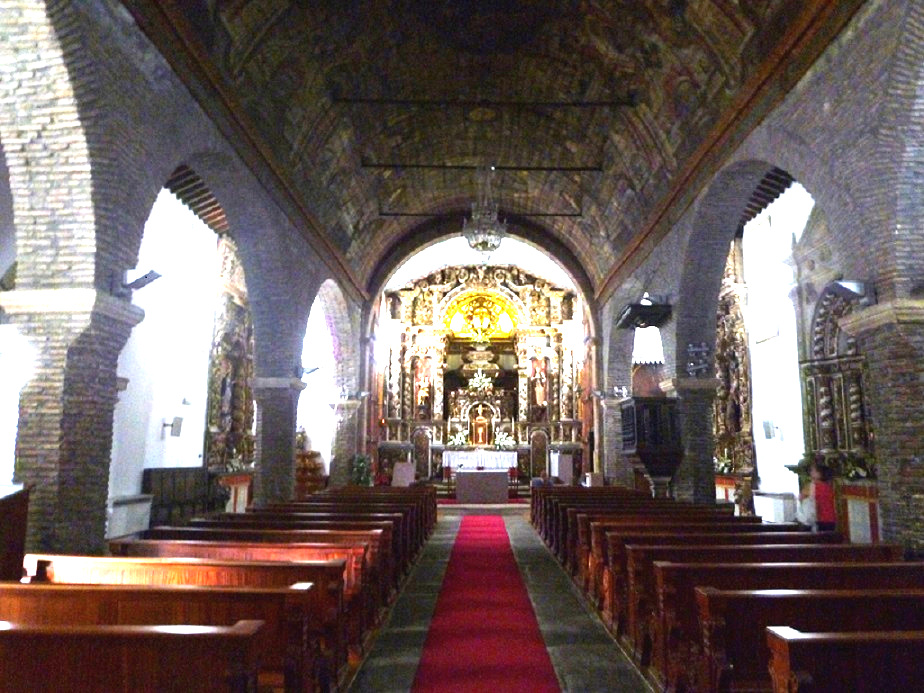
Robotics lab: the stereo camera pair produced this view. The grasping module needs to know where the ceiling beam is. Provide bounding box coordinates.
[334,95,638,109]
[361,160,601,172]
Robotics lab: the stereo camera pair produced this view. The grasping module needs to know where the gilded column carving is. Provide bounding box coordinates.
[713,239,755,474]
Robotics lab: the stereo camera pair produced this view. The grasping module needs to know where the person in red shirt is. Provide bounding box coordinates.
[806,462,836,532]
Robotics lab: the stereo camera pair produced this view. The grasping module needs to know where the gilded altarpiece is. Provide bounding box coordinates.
[714,240,756,512]
[378,266,584,470]
[204,237,255,469]
[800,284,873,477]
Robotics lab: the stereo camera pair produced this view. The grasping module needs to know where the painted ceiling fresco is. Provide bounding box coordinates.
[172,0,816,287]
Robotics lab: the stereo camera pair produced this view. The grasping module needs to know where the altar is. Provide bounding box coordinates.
[443,449,517,471]
[455,469,509,504]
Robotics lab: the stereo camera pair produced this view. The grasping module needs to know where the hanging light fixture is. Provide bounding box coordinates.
[462,165,507,252]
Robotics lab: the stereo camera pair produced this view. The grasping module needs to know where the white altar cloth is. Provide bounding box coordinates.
[455,470,509,504]
[443,449,517,470]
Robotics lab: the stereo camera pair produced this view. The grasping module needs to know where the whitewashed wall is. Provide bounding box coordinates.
[743,184,815,495]
[108,190,219,498]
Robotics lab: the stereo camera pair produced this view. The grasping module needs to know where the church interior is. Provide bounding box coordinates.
[0,0,922,690]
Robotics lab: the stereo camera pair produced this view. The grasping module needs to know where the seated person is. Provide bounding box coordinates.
[530,471,553,488]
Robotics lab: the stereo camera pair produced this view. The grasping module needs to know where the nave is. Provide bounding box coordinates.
[350,505,647,692]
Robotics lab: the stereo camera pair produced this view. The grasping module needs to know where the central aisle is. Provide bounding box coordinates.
[349,507,648,692]
[411,515,560,692]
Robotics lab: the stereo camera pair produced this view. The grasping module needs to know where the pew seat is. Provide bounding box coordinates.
[697,587,924,693]
[0,581,322,692]
[651,561,924,691]
[0,619,264,693]
[766,626,924,693]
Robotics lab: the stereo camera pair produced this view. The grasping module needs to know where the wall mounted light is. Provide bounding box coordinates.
[161,416,183,439]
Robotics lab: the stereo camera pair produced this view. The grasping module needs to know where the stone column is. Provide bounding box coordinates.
[840,301,924,553]
[668,377,721,504]
[252,377,305,505]
[599,396,632,484]
[330,399,363,487]
[0,289,142,553]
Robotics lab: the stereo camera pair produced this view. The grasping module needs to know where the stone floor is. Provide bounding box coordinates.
[348,505,650,692]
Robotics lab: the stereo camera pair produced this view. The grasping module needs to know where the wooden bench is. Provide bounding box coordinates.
[554,505,750,565]
[530,486,646,529]
[190,518,405,583]
[259,502,423,555]
[0,619,264,693]
[23,553,349,684]
[316,486,437,533]
[107,537,374,648]
[588,520,809,605]
[123,525,394,606]
[624,543,902,665]
[598,531,841,632]
[697,588,924,692]
[225,511,413,567]
[651,562,924,691]
[0,581,322,692]
[766,626,924,693]
[567,508,778,581]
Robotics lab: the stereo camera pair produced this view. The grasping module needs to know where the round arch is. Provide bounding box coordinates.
[362,213,600,343]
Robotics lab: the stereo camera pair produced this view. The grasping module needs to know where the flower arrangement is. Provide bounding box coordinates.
[467,369,493,394]
[447,431,470,447]
[493,430,516,449]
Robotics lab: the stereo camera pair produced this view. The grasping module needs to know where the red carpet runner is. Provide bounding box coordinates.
[412,515,560,692]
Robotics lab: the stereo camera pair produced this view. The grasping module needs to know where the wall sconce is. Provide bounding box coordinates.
[685,342,712,378]
[161,416,183,439]
[613,386,629,398]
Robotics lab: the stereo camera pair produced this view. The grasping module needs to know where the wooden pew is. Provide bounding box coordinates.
[258,503,422,556]
[0,619,264,693]
[651,562,924,692]
[0,581,322,692]
[598,531,841,633]
[122,525,394,606]
[696,588,924,692]
[107,537,374,649]
[530,486,646,530]
[222,511,413,568]
[624,543,902,665]
[319,486,437,534]
[766,626,924,693]
[190,518,405,584]
[23,553,350,684]
[568,507,781,580]
[554,504,750,565]
[589,520,808,604]
[558,505,759,572]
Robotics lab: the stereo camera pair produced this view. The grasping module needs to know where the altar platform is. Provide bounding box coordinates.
[454,469,510,504]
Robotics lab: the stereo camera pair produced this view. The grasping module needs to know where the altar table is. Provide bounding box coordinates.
[455,470,509,504]
[443,450,517,471]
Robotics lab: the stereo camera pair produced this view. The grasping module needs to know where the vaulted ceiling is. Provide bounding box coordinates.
[124,0,863,302]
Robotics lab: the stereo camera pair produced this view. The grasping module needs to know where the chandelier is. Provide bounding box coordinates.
[462,166,507,252]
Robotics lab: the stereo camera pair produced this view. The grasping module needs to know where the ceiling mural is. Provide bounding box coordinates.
[168,0,820,286]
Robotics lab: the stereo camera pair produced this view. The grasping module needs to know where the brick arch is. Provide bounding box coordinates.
[177,152,321,379]
[362,214,601,345]
[315,278,360,393]
[0,2,96,289]
[675,160,774,369]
